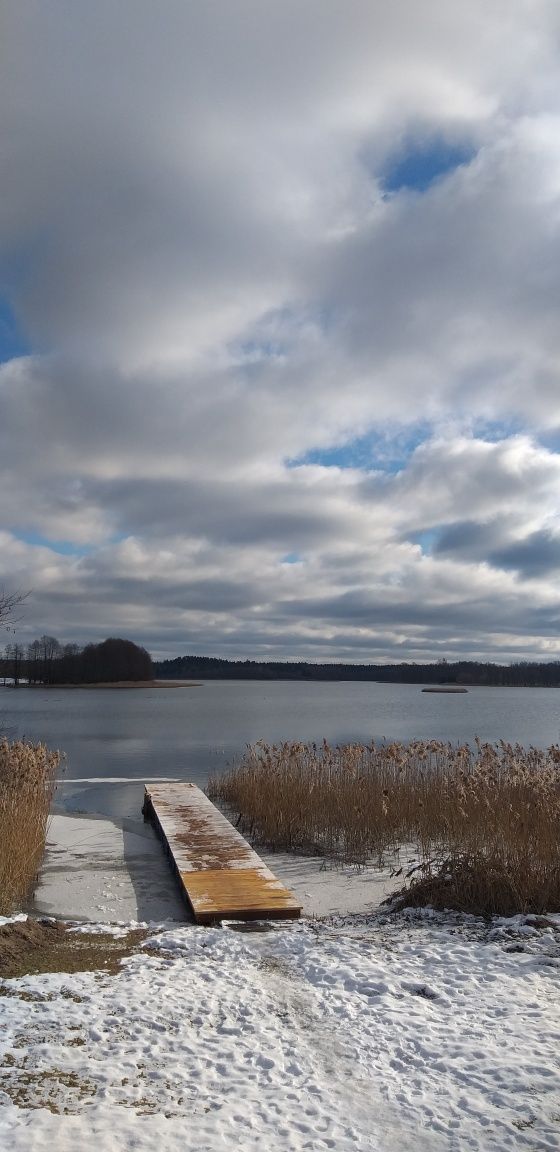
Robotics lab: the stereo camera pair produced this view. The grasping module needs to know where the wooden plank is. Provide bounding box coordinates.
[143,782,302,924]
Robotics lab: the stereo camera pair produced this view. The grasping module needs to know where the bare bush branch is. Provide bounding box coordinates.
[0,587,30,633]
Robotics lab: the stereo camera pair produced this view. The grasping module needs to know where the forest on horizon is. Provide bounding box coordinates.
[154,654,560,687]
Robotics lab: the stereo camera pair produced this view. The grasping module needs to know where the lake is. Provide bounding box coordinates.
[1,680,559,821]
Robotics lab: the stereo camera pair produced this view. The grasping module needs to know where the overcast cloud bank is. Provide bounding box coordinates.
[2,2,560,660]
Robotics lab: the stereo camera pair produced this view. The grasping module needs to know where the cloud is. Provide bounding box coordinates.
[1,2,560,659]
[490,531,560,578]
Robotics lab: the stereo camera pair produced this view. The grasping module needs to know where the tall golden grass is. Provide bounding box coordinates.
[0,739,60,914]
[209,739,560,915]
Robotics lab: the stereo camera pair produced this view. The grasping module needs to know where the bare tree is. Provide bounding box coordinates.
[4,642,25,686]
[38,635,62,684]
[0,588,29,634]
[26,639,43,684]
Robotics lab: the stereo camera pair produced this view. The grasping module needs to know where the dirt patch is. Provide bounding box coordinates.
[0,919,148,979]
[0,1065,97,1113]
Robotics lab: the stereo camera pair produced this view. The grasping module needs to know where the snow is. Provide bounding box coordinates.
[0,914,28,928]
[1,912,560,1150]
[62,777,184,785]
[3,809,559,1148]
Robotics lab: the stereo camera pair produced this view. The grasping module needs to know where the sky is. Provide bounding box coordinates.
[1,1,560,663]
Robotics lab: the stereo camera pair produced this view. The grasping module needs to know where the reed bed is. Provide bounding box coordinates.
[208,739,560,915]
[0,739,60,915]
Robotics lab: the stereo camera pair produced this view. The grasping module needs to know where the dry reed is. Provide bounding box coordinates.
[209,738,560,915]
[0,738,61,914]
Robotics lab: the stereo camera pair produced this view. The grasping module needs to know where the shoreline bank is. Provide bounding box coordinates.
[2,680,201,690]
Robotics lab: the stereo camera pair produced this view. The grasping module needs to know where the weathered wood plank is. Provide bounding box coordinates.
[143,783,301,924]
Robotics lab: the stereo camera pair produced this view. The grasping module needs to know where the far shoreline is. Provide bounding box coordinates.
[3,680,202,690]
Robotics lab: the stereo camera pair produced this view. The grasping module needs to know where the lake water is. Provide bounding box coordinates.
[1,680,559,821]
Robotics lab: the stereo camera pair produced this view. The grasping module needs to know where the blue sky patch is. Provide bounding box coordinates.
[239,337,285,364]
[409,529,440,556]
[382,137,476,195]
[14,531,92,557]
[538,429,560,455]
[291,424,430,474]
[470,416,524,443]
[0,297,31,363]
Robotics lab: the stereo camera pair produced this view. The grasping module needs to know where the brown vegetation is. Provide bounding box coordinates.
[0,919,147,979]
[209,738,560,916]
[0,739,60,914]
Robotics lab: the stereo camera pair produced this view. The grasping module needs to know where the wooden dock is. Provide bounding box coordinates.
[143,783,302,924]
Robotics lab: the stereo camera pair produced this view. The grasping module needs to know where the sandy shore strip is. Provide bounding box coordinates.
[23,680,201,689]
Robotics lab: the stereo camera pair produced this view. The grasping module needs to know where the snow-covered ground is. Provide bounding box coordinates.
[1,807,559,1149]
[1,911,560,1150]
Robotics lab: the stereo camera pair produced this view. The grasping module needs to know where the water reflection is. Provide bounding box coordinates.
[1,680,560,821]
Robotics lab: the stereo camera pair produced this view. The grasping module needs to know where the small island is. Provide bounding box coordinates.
[2,636,153,687]
[422,686,468,693]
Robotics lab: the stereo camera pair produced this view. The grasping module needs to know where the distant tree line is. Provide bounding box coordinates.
[154,654,560,688]
[4,640,560,687]
[1,636,153,686]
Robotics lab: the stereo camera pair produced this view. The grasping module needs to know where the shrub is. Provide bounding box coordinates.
[0,739,60,914]
[209,738,560,915]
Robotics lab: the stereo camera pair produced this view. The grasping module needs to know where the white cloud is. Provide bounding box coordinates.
[1,2,560,659]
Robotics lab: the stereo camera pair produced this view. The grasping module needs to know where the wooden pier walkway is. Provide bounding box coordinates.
[143,783,302,924]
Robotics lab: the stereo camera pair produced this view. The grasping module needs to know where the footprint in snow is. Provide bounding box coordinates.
[401,981,439,1000]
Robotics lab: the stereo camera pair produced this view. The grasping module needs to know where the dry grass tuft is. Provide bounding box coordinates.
[209,738,560,916]
[0,738,61,915]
